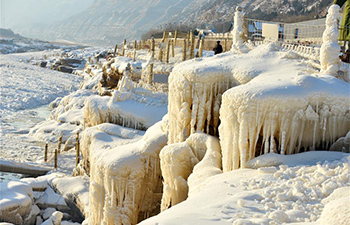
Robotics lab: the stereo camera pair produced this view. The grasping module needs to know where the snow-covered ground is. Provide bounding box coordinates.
[0,50,82,163]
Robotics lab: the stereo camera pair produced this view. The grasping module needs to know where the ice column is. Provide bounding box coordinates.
[231,6,249,53]
[320,4,341,75]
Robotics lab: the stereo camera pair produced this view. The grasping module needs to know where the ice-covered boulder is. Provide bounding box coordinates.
[80,123,144,175]
[160,133,221,211]
[0,181,40,225]
[83,88,167,130]
[220,71,350,171]
[88,122,167,225]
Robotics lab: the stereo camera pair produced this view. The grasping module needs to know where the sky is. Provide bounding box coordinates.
[0,0,94,29]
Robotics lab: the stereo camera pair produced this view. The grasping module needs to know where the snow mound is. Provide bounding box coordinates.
[160,133,221,211]
[88,122,167,224]
[319,186,350,225]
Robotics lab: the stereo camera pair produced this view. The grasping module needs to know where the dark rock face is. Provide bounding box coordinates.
[37,61,48,68]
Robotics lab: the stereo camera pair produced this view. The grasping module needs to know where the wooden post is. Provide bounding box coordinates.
[224,38,227,52]
[142,39,146,49]
[133,40,137,61]
[190,31,195,59]
[187,32,190,47]
[76,132,80,167]
[199,39,203,58]
[122,39,126,56]
[54,149,58,168]
[174,30,178,45]
[151,37,155,59]
[138,41,142,50]
[166,41,170,63]
[44,143,48,162]
[149,63,154,84]
[158,47,163,62]
[182,39,187,61]
[114,44,118,56]
[162,30,166,42]
[171,40,175,58]
[58,134,62,154]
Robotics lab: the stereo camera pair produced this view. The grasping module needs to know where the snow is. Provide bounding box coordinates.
[140,153,349,225]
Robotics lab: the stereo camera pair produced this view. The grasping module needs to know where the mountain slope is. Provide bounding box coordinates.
[17,0,334,46]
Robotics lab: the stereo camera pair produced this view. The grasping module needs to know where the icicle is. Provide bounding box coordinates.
[280,131,286,155]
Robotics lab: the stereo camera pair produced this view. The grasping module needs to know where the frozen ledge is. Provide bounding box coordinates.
[220,72,350,171]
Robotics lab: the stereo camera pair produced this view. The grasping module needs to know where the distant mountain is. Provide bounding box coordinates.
[15,0,334,46]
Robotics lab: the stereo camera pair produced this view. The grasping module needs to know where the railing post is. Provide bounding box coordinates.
[182,39,187,61]
[149,63,154,84]
[133,40,137,61]
[174,29,178,45]
[162,30,166,43]
[171,40,175,58]
[199,39,203,58]
[44,143,48,162]
[54,149,58,169]
[151,37,155,59]
[58,134,62,154]
[166,40,170,63]
[122,39,126,56]
[190,30,195,59]
[158,47,163,62]
[114,44,118,57]
[76,132,80,167]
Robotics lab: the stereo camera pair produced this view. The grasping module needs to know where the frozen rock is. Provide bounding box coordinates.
[220,72,350,171]
[0,181,33,224]
[88,122,167,225]
[42,207,56,220]
[41,211,63,225]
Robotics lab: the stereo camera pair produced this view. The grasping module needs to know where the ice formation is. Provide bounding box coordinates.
[167,58,235,144]
[87,122,167,224]
[320,4,340,75]
[160,133,221,211]
[231,6,250,53]
[83,89,167,130]
[219,72,350,171]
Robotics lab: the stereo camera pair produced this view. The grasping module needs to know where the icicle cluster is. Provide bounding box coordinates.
[87,123,167,225]
[320,4,340,75]
[167,60,234,144]
[219,88,350,172]
[160,133,221,211]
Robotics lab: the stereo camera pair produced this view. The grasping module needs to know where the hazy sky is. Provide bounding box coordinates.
[0,0,94,29]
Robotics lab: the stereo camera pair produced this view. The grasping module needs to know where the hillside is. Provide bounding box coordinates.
[15,0,334,46]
